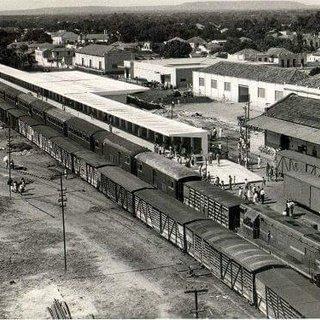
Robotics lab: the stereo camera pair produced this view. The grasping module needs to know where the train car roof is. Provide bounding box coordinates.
[284,170,320,189]
[0,101,16,111]
[18,115,43,126]
[187,219,285,273]
[135,152,200,181]
[33,125,63,139]
[98,166,153,192]
[93,130,148,156]
[7,108,29,118]
[184,180,243,208]
[50,136,86,154]
[134,188,206,224]
[66,117,106,136]
[73,150,114,168]
[30,99,55,112]
[257,268,320,318]
[17,93,38,105]
[45,108,74,122]
[0,82,22,97]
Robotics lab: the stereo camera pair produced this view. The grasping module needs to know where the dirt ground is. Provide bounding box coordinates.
[0,127,263,319]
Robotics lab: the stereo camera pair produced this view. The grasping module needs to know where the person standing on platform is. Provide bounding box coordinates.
[260,188,265,204]
[229,175,233,190]
[216,153,220,166]
[257,155,261,169]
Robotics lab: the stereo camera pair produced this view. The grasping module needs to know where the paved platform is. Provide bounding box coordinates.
[205,159,263,185]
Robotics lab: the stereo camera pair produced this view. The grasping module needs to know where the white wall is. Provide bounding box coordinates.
[193,71,289,111]
[74,53,105,71]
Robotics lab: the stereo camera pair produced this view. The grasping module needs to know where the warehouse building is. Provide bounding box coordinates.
[193,61,308,110]
[0,64,209,155]
[124,57,219,88]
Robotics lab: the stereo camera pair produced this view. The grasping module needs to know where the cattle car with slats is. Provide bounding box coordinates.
[183,180,243,230]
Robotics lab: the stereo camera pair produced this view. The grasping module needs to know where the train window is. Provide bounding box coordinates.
[125,156,130,165]
[138,163,143,172]
[169,180,174,190]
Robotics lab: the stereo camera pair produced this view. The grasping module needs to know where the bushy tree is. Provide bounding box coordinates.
[22,29,52,43]
[309,67,320,77]
[161,40,192,58]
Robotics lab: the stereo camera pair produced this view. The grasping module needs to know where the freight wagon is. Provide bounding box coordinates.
[284,171,320,213]
[0,82,22,104]
[44,108,74,135]
[8,109,30,131]
[17,93,37,112]
[98,166,153,213]
[183,180,243,230]
[135,151,200,200]
[0,100,16,124]
[32,125,63,153]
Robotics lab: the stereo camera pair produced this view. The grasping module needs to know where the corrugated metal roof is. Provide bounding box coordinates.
[7,109,29,118]
[44,108,74,122]
[187,219,284,272]
[66,117,106,136]
[257,268,320,318]
[247,115,320,145]
[201,61,308,84]
[51,136,86,154]
[284,171,320,189]
[18,93,38,105]
[31,99,55,113]
[134,189,206,225]
[98,166,153,192]
[135,151,200,181]
[0,101,16,111]
[34,125,63,138]
[19,115,42,126]
[184,180,243,208]
[76,44,120,56]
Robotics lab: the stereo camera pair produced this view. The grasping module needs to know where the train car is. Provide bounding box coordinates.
[73,150,114,187]
[0,82,22,104]
[18,116,43,141]
[49,136,86,172]
[29,99,55,122]
[276,149,320,177]
[98,166,153,213]
[17,93,37,112]
[135,151,201,200]
[284,171,320,212]
[32,125,63,153]
[65,117,106,151]
[256,268,320,318]
[183,180,243,230]
[242,204,320,278]
[133,188,207,250]
[44,108,74,135]
[7,108,29,131]
[0,100,16,124]
[185,219,285,305]
[93,130,148,173]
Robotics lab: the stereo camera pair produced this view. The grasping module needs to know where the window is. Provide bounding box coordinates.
[275,90,284,101]
[125,156,130,165]
[81,58,84,66]
[169,180,174,190]
[211,79,217,89]
[258,87,265,98]
[89,59,92,68]
[99,61,102,70]
[224,82,231,91]
[199,77,205,87]
[138,163,143,172]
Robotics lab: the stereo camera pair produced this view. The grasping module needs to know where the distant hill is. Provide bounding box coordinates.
[0,1,315,16]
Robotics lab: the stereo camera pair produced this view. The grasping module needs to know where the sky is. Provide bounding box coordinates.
[0,0,319,11]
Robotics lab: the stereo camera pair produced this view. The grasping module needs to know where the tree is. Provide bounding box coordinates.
[309,67,320,77]
[161,40,192,58]
[22,29,52,43]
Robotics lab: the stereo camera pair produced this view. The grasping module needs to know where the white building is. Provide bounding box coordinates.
[51,30,79,45]
[193,61,309,110]
[35,45,74,69]
[124,57,220,88]
[74,44,134,74]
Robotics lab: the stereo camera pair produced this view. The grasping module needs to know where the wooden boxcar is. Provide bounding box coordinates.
[28,98,55,122]
[66,117,106,151]
[98,166,153,213]
[93,130,148,173]
[133,188,206,250]
[44,108,74,135]
[276,149,320,177]
[32,125,63,153]
[185,219,285,305]
[256,268,320,318]
[73,150,114,187]
[135,151,201,200]
[284,171,320,212]
[0,100,16,124]
[18,116,43,141]
[183,180,243,230]
[50,136,86,172]
[8,109,30,131]
[0,82,22,104]
[17,93,37,112]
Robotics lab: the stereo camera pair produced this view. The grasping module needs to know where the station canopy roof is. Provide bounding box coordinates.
[0,63,208,138]
[247,115,320,145]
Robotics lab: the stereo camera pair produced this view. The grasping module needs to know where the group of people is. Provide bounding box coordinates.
[266,163,279,181]
[238,180,266,204]
[285,200,295,217]
[8,177,26,194]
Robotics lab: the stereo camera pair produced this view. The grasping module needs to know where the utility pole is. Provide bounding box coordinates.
[244,96,251,168]
[58,174,68,272]
[8,126,12,199]
[185,287,208,318]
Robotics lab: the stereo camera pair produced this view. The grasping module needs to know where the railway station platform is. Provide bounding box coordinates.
[205,159,263,186]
